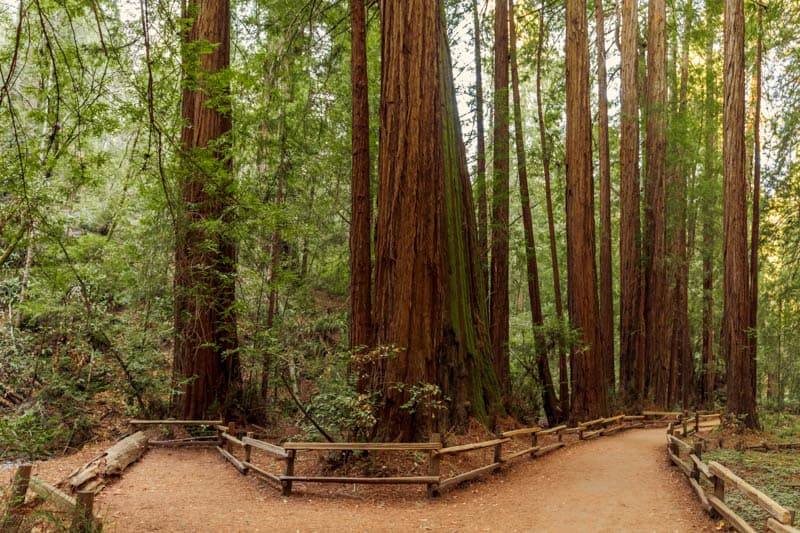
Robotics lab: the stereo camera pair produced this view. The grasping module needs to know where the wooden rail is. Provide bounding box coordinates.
[130,419,222,426]
[665,429,798,533]
[2,465,96,531]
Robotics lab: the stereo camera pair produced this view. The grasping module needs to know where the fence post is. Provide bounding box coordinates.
[530,430,539,458]
[243,431,253,475]
[427,433,441,498]
[695,412,700,434]
[282,449,296,497]
[682,418,688,437]
[70,490,94,533]
[2,464,32,528]
[226,421,237,452]
[493,431,503,464]
[692,442,702,481]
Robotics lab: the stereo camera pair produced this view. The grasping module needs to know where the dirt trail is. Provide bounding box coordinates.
[79,428,714,532]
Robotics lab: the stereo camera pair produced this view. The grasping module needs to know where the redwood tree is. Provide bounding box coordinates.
[618,0,644,407]
[644,0,669,407]
[723,0,758,427]
[566,0,608,421]
[473,0,489,281]
[173,0,241,419]
[491,0,511,398]
[349,0,372,356]
[373,0,501,441]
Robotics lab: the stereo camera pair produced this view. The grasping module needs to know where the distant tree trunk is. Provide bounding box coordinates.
[349,0,373,359]
[667,6,693,410]
[699,0,718,409]
[748,4,763,413]
[472,0,489,282]
[594,0,614,396]
[722,0,758,428]
[491,0,511,399]
[618,0,644,408]
[566,0,608,422]
[510,0,560,425]
[536,8,569,418]
[174,0,241,419]
[644,0,669,407]
[373,0,501,441]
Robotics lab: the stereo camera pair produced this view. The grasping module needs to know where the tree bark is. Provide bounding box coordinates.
[491,0,511,399]
[644,0,669,407]
[349,0,373,358]
[595,0,614,396]
[174,0,241,420]
[566,0,608,422]
[510,0,560,425]
[618,0,644,408]
[373,0,501,441]
[722,0,758,428]
[473,0,489,283]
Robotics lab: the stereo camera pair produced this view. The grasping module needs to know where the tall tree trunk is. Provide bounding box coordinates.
[174,0,240,420]
[667,5,693,410]
[349,0,373,359]
[644,0,669,407]
[536,8,569,417]
[373,0,501,441]
[748,4,763,416]
[618,0,644,408]
[473,0,489,282]
[722,0,758,428]
[700,0,718,409]
[595,0,614,396]
[510,0,560,425]
[491,0,511,399]
[566,0,608,422]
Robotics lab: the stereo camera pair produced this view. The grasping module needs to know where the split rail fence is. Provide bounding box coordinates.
[665,419,799,533]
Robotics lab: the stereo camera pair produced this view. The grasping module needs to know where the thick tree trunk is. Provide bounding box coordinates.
[723,0,758,428]
[473,0,489,283]
[174,0,241,420]
[491,0,511,399]
[595,0,614,396]
[536,8,569,418]
[510,0,560,425]
[349,0,373,357]
[618,0,644,408]
[373,0,501,441]
[644,0,669,407]
[566,0,608,422]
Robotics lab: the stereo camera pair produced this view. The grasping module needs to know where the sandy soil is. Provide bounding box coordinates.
[69,428,716,532]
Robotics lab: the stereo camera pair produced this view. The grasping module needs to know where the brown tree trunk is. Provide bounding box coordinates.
[700,0,718,409]
[667,6,693,410]
[748,5,763,415]
[595,0,614,396]
[536,8,569,418]
[644,0,669,407]
[723,0,758,428]
[473,0,489,283]
[491,0,511,399]
[510,0,560,425]
[174,0,240,420]
[373,0,501,441]
[566,0,608,422]
[618,0,644,408]
[349,0,373,357]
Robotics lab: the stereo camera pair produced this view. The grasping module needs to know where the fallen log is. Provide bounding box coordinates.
[65,431,148,493]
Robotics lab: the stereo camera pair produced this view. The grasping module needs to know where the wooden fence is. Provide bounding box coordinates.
[666,424,799,533]
[210,414,649,497]
[2,464,96,532]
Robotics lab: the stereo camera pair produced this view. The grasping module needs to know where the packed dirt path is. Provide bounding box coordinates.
[83,428,715,532]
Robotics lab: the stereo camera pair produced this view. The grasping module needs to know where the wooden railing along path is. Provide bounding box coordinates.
[665,419,799,533]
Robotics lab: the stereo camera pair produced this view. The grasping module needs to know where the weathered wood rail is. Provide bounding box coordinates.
[665,421,799,533]
[2,465,96,532]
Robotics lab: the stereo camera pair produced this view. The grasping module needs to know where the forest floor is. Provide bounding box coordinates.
[6,427,716,532]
